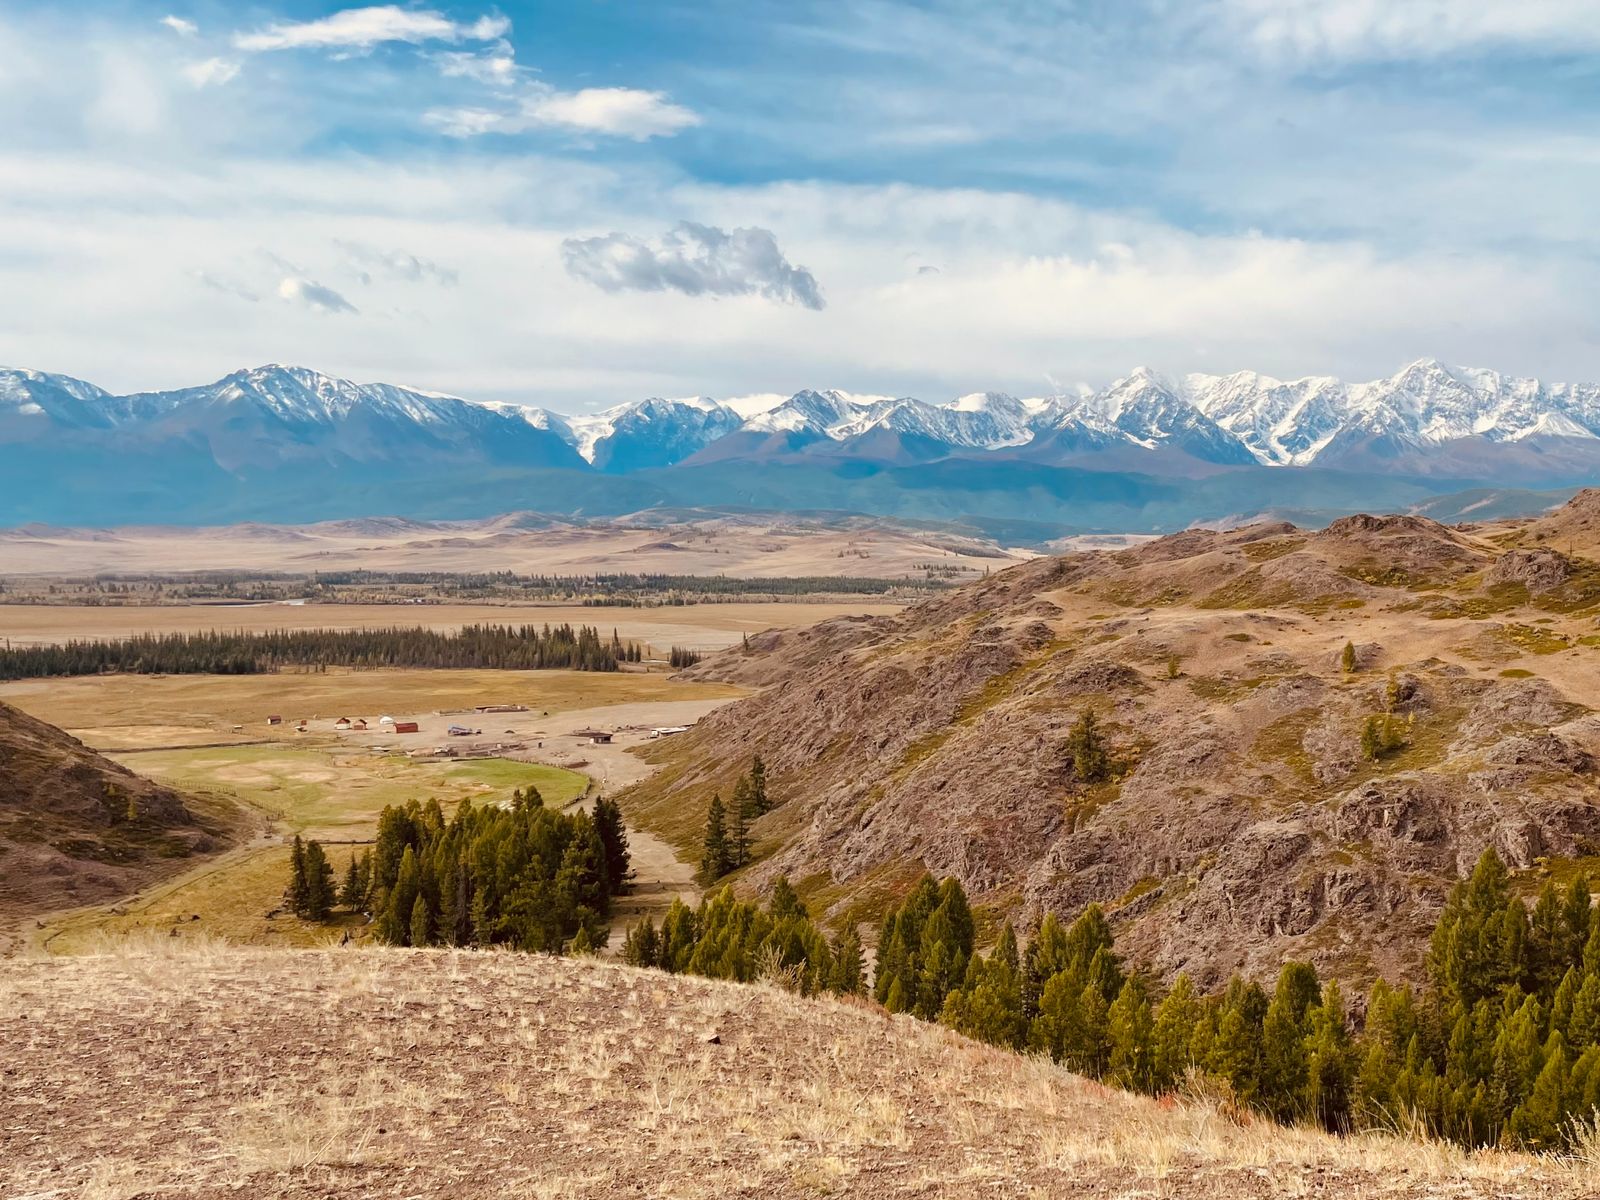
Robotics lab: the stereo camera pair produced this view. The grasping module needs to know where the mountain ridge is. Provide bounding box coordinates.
[6,359,1600,529]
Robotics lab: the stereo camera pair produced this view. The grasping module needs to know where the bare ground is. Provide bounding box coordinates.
[2,941,1589,1199]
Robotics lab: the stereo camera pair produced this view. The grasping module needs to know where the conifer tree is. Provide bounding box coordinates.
[288,834,309,916]
[769,875,806,920]
[698,794,731,884]
[1304,982,1354,1131]
[829,927,865,995]
[408,893,432,947]
[1107,976,1155,1093]
[622,917,660,968]
[340,853,363,909]
[1341,640,1357,673]
[1066,708,1109,784]
[1151,973,1202,1093]
[303,840,335,921]
[591,796,632,893]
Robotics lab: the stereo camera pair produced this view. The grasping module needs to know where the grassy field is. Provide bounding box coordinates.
[0,666,743,750]
[36,742,588,953]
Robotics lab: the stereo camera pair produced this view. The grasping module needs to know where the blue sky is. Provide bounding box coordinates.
[4,1,1600,411]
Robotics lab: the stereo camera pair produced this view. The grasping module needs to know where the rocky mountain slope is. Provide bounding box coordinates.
[3,943,1582,1198]
[0,702,244,948]
[622,492,1600,988]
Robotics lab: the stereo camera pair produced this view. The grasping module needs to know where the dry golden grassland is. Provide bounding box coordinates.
[0,600,906,652]
[1,940,1589,1200]
[0,666,745,750]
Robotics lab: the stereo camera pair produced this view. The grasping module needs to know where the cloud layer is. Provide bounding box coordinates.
[562,223,825,310]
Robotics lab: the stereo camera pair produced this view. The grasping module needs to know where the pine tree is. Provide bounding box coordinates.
[340,853,362,909]
[1304,982,1354,1131]
[1107,976,1156,1093]
[409,892,432,947]
[698,794,731,884]
[769,875,806,920]
[829,927,865,995]
[1151,973,1202,1093]
[591,796,632,893]
[1066,709,1109,784]
[303,840,335,921]
[288,834,309,916]
[1341,640,1357,673]
[621,917,659,967]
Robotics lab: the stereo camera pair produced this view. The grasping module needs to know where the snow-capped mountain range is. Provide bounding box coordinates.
[5,359,1600,528]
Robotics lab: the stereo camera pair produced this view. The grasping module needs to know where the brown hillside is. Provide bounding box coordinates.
[624,497,1600,988]
[0,701,245,949]
[0,942,1585,1198]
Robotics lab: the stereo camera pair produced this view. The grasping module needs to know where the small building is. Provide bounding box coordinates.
[392,721,420,734]
[447,725,480,737]
[571,728,614,744]
[351,719,368,731]
[333,717,352,730]
[650,725,692,739]
[266,715,283,726]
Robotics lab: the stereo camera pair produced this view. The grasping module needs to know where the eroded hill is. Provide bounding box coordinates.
[0,701,245,948]
[622,494,1600,988]
[1,942,1586,1198]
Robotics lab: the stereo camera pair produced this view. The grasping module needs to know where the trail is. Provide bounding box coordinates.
[529,697,730,953]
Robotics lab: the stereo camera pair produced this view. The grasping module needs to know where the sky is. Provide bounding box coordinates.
[5,1,1600,412]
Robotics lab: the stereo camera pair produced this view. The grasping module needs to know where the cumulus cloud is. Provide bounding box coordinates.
[429,85,699,141]
[561,222,825,310]
[181,58,240,88]
[234,5,509,53]
[336,240,458,286]
[160,15,198,37]
[277,276,357,314]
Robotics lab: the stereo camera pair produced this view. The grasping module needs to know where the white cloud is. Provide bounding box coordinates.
[160,15,198,37]
[3,151,1592,411]
[430,85,700,141]
[562,223,824,309]
[278,276,357,314]
[1221,0,1600,62]
[234,5,509,53]
[434,47,518,85]
[181,58,241,88]
[524,88,701,140]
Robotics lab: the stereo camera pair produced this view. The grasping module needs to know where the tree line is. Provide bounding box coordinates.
[621,876,864,997]
[869,853,1600,1151]
[289,790,631,954]
[0,622,641,679]
[617,846,1600,1154]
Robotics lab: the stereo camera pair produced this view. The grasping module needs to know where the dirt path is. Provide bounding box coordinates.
[524,697,732,953]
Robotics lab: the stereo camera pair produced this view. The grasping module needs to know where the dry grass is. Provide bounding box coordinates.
[0,667,743,741]
[1,940,1590,1199]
